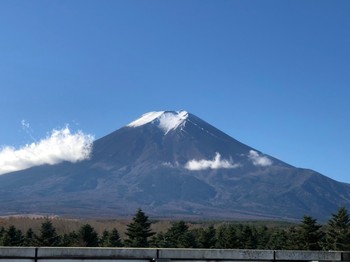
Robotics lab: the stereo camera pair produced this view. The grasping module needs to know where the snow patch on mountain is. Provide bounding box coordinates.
[127,110,189,134]
[158,111,188,134]
[248,150,272,167]
[127,111,164,127]
[185,152,239,171]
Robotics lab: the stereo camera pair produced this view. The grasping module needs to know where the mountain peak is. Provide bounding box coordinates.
[127,110,189,134]
[1,109,350,221]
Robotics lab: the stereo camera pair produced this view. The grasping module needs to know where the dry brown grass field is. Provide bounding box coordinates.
[0,215,294,240]
[0,216,209,238]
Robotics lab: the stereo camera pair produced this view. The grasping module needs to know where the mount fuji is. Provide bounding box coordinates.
[1,110,350,221]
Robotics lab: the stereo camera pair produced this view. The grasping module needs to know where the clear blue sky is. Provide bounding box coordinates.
[1,1,349,182]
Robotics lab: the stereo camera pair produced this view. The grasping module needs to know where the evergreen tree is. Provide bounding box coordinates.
[78,224,99,247]
[1,225,24,246]
[197,225,216,248]
[37,218,60,246]
[267,229,288,250]
[240,225,258,249]
[285,226,302,250]
[23,228,37,246]
[100,228,123,247]
[256,226,271,249]
[100,230,110,247]
[60,231,79,247]
[125,209,155,247]
[163,221,196,248]
[298,216,323,250]
[149,231,168,247]
[324,207,350,250]
[215,224,239,249]
[0,226,5,245]
[109,228,123,247]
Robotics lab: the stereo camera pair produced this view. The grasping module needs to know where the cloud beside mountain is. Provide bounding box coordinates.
[248,150,272,167]
[185,152,239,171]
[0,126,94,175]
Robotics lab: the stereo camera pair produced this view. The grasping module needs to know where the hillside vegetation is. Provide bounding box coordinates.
[1,207,350,250]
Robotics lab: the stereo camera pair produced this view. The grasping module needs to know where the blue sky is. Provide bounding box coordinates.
[0,1,349,182]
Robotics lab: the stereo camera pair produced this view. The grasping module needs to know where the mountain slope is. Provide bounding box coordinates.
[0,110,349,221]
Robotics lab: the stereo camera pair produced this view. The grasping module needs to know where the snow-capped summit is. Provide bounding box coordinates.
[127,110,189,134]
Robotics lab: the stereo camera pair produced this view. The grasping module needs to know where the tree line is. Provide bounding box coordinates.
[1,207,350,250]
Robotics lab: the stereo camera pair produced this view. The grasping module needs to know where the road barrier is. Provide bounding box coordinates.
[0,247,349,262]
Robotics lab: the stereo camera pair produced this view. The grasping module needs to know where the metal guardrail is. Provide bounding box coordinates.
[0,247,349,261]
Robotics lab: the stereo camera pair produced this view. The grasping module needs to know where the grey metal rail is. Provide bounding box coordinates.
[0,247,349,262]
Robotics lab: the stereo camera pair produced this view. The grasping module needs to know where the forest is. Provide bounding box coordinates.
[1,207,350,250]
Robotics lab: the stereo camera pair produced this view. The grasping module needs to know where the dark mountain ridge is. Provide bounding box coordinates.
[0,110,349,221]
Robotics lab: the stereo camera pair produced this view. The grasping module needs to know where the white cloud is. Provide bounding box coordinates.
[185,152,239,171]
[21,119,30,129]
[248,150,272,167]
[0,126,94,175]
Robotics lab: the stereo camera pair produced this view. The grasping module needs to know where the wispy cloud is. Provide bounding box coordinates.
[21,119,30,129]
[21,119,36,142]
[248,150,272,167]
[185,152,239,171]
[0,126,94,175]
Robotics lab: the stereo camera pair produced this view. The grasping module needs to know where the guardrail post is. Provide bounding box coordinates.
[343,252,350,262]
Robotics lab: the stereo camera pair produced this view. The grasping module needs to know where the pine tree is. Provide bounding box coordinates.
[256,226,271,249]
[0,226,5,245]
[215,224,239,249]
[125,209,155,247]
[23,228,37,246]
[197,225,216,248]
[109,228,123,247]
[100,228,123,247]
[100,230,110,247]
[285,226,302,250]
[78,224,99,247]
[60,231,79,247]
[267,229,288,250]
[37,218,60,246]
[163,221,196,248]
[1,225,24,246]
[240,225,258,249]
[5,226,23,246]
[324,207,350,250]
[298,216,323,250]
[149,231,170,247]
